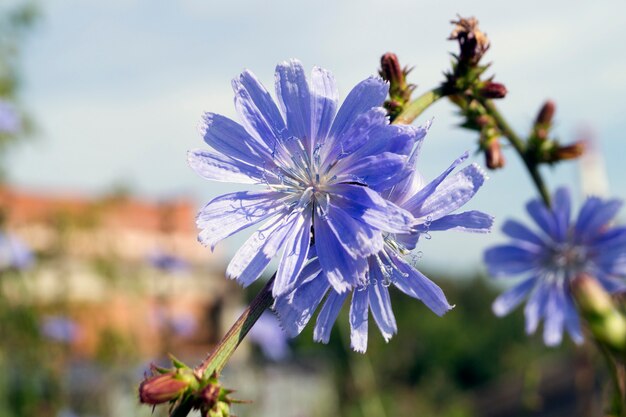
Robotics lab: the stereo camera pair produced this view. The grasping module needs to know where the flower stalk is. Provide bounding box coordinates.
[167,275,275,417]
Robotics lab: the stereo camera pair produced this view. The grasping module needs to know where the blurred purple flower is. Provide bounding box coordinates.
[485,187,626,345]
[151,306,197,338]
[41,316,80,343]
[0,100,21,135]
[147,250,189,273]
[0,232,34,271]
[275,132,492,352]
[189,59,425,297]
[247,312,289,361]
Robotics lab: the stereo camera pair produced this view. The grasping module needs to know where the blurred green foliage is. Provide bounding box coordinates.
[248,273,576,417]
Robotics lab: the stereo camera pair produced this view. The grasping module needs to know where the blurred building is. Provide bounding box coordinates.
[0,186,236,360]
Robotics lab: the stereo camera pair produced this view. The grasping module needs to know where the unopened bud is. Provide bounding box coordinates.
[449,16,490,65]
[479,81,507,99]
[535,100,556,126]
[552,141,585,161]
[485,139,505,169]
[139,372,192,404]
[571,274,626,351]
[380,53,404,87]
[379,52,415,121]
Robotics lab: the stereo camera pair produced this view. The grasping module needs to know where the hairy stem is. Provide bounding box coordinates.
[394,87,447,125]
[169,275,275,417]
[480,99,552,207]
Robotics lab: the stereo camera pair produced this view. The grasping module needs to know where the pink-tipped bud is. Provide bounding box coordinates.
[535,100,556,126]
[553,141,585,161]
[480,82,507,99]
[571,274,626,351]
[139,372,190,404]
[485,139,505,169]
[380,53,404,87]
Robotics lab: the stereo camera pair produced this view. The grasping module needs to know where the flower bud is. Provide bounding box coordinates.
[380,53,404,88]
[535,100,556,126]
[485,139,505,169]
[379,52,415,121]
[479,81,507,99]
[552,141,585,161]
[139,372,191,404]
[571,274,626,351]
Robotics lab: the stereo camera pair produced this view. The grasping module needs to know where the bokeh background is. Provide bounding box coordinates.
[0,1,624,416]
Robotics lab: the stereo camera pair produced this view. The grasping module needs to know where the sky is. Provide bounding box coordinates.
[7,0,626,274]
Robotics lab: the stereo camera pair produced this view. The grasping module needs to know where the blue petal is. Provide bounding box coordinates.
[390,253,453,316]
[187,149,264,184]
[492,277,537,316]
[273,269,329,337]
[310,66,338,146]
[352,123,425,162]
[330,184,413,234]
[411,163,488,223]
[333,152,409,192]
[275,59,311,142]
[314,290,348,343]
[225,215,292,287]
[329,76,388,142]
[501,219,545,248]
[484,245,540,277]
[524,283,549,334]
[526,198,557,238]
[552,187,571,242]
[232,69,286,151]
[401,152,469,215]
[368,261,397,341]
[326,203,383,258]
[385,121,430,205]
[543,283,567,346]
[200,112,272,166]
[426,211,493,233]
[350,289,369,353]
[313,208,366,292]
[575,197,623,241]
[322,107,388,165]
[563,292,583,344]
[274,210,313,296]
[197,191,287,250]
[595,273,626,293]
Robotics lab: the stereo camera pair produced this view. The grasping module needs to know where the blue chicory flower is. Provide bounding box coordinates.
[41,316,80,343]
[247,312,290,361]
[0,100,21,135]
[0,232,34,271]
[189,59,425,297]
[485,187,626,346]
[275,130,492,352]
[147,249,190,274]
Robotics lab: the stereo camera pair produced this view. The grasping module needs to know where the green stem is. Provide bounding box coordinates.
[394,87,446,125]
[169,275,275,417]
[596,342,626,417]
[480,99,552,207]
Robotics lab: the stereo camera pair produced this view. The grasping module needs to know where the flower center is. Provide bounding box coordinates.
[543,242,588,281]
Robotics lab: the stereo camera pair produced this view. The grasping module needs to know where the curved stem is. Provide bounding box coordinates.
[394,87,446,125]
[169,275,275,417]
[480,99,552,207]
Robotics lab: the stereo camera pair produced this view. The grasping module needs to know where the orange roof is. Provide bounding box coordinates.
[0,186,197,234]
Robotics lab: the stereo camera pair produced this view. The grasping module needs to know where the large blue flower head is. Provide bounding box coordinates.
[189,59,425,297]
[275,135,493,352]
[485,187,626,346]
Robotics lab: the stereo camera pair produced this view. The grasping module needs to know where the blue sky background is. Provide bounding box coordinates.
[7,0,626,273]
